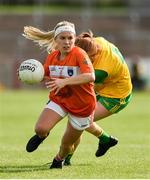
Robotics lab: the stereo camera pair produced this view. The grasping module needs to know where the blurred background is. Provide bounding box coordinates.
[0,0,150,90]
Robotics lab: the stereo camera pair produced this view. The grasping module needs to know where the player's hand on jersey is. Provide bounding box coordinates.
[45,78,66,94]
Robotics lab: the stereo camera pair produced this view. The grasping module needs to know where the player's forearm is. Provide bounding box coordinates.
[64,72,95,86]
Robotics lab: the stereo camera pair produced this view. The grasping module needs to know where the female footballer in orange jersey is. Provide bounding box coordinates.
[23,21,97,169]
[63,31,133,165]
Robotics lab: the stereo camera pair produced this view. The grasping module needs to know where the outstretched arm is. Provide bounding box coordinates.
[45,72,95,94]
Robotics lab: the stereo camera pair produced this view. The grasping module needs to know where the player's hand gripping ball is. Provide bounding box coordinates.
[18,59,44,84]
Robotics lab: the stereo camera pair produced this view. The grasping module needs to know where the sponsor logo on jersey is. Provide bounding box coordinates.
[49,65,79,77]
[51,66,56,71]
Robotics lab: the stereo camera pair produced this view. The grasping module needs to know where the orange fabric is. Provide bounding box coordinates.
[44,46,96,117]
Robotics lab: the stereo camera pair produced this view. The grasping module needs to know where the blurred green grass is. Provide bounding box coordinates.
[0,90,150,178]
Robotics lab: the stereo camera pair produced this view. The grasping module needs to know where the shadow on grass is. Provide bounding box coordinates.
[0,163,92,173]
[0,164,50,173]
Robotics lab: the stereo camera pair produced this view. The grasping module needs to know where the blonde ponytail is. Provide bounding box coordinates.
[23,26,56,52]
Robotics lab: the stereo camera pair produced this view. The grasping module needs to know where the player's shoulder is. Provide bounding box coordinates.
[47,50,59,59]
[49,50,59,56]
[72,46,92,65]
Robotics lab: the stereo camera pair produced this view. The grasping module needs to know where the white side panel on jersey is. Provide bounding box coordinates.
[49,65,80,78]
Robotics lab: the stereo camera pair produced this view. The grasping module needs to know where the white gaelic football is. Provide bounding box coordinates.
[19,59,44,84]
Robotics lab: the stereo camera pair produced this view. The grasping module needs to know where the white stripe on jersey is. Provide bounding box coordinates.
[49,65,80,78]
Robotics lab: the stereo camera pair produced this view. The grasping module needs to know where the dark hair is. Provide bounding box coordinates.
[75,31,96,53]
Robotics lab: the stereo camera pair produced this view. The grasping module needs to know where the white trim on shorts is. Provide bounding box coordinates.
[45,101,67,117]
[68,113,93,131]
[45,100,94,131]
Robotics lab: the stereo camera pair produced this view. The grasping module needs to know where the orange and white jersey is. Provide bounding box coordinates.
[44,46,96,117]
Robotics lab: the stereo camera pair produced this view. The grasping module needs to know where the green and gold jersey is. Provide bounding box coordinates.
[92,37,132,98]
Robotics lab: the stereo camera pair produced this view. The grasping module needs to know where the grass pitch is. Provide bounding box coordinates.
[0,89,150,179]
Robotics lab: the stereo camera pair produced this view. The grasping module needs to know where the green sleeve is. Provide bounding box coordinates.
[94,69,108,83]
